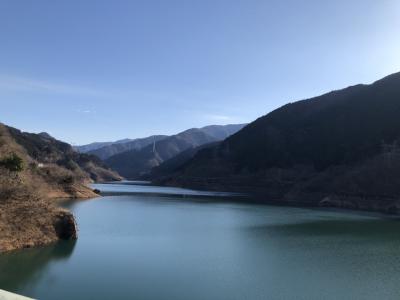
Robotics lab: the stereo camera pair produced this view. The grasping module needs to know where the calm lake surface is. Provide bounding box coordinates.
[2,182,400,300]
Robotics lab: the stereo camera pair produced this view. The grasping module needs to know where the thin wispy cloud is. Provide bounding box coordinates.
[0,74,201,104]
[203,114,239,122]
[75,108,97,114]
[0,74,104,97]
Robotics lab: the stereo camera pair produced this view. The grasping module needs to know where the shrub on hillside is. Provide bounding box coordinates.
[0,153,24,172]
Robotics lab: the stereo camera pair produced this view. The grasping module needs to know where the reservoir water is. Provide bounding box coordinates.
[1,182,400,299]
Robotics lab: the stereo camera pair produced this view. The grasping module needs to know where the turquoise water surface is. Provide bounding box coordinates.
[1,182,400,300]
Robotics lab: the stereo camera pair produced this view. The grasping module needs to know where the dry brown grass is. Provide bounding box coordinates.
[0,124,95,252]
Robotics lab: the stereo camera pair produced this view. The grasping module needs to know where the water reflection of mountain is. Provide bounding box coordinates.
[0,240,76,295]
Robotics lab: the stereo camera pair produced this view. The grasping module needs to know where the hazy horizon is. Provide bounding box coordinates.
[1,0,400,144]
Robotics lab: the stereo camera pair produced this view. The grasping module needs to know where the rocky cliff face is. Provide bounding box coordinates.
[0,123,118,252]
[0,200,77,252]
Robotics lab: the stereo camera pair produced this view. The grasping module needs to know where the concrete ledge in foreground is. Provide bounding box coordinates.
[0,290,34,300]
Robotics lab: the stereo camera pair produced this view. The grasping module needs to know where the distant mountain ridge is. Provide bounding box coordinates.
[74,138,136,153]
[79,135,168,160]
[105,124,246,179]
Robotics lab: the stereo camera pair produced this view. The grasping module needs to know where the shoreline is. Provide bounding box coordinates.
[0,184,100,254]
[3,180,399,254]
[154,180,400,217]
[96,180,400,219]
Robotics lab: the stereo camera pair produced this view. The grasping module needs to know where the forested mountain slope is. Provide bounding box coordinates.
[163,72,400,213]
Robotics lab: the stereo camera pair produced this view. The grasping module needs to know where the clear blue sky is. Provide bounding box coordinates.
[1,0,400,145]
